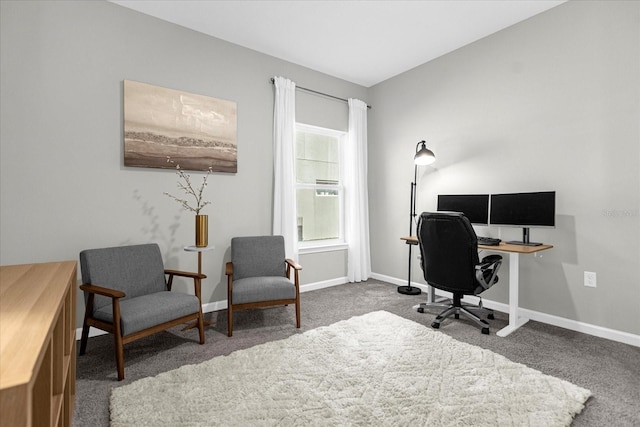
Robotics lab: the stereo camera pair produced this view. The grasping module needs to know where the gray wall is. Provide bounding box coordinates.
[0,1,362,324]
[368,0,640,335]
[2,0,638,338]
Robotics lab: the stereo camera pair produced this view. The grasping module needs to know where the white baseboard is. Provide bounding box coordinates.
[300,277,349,293]
[371,272,640,347]
[76,274,639,348]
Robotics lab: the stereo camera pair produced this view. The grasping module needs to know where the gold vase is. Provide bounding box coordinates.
[195,215,208,247]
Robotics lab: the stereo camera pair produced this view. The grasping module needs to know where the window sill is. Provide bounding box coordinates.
[298,242,348,255]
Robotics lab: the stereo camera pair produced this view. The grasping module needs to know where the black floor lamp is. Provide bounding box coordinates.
[397,141,436,295]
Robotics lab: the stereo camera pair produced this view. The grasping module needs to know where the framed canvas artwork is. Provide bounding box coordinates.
[124,80,237,173]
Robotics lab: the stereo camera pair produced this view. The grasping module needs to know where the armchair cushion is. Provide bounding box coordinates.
[231,235,286,280]
[93,291,200,336]
[80,244,166,312]
[232,276,296,305]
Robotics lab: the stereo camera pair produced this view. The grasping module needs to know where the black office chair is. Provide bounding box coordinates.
[416,211,502,334]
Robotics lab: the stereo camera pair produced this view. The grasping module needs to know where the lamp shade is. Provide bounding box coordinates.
[414,141,435,165]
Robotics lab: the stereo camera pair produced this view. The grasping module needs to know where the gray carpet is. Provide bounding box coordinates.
[73,280,639,426]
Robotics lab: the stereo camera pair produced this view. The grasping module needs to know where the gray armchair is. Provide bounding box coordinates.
[79,243,205,380]
[225,235,301,337]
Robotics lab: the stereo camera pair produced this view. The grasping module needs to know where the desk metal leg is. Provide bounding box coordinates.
[496,252,529,337]
[426,285,450,304]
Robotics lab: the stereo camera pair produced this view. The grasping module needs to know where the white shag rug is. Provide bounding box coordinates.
[110,311,591,426]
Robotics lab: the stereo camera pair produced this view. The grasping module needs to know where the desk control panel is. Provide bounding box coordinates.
[477,236,501,246]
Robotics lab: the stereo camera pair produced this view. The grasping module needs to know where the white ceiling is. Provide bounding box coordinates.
[111,0,566,87]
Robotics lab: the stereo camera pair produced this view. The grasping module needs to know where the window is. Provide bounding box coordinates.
[295,124,346,249]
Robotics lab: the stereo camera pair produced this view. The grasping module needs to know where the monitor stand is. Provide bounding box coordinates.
[506,227,543,246]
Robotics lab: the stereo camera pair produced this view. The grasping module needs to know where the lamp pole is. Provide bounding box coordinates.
[398,141,435,295]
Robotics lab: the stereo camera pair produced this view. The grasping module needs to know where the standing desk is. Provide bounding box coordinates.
[401,237,553,337]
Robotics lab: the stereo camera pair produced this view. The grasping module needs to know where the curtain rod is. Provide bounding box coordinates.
[269,78,371,109]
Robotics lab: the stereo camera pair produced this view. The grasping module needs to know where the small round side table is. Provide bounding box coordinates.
[183,245,215,330]
[184,245,215,275]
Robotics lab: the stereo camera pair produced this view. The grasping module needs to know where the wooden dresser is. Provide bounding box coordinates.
[0,261,77,427]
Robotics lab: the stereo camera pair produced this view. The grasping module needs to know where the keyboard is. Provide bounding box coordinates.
[477,236,501,246]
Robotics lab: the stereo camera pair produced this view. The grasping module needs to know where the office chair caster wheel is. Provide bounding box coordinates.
[431,322,440,329]
[417,307,424,313]
[454,313,459,319]
[487,313,495,320]
[481,328,489,335]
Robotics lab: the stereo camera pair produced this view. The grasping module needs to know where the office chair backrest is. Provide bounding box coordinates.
[231,235,287,281]
[417,212,480,294]
[80,243,166,312]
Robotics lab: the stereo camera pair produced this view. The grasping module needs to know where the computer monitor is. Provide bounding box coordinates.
[489,191,556,246]
[437,194,490,225]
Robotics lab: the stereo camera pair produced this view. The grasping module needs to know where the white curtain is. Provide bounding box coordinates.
[272,76,298,261]
[345,98,371,282]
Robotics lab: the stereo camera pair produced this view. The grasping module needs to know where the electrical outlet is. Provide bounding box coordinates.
[584,271,597,288]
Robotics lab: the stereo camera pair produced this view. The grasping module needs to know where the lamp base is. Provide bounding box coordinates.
[397,286,421,295]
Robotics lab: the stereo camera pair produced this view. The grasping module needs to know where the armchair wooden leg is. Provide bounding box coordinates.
[228,306,233,337]
[113,299,125,381]
[294,273,301,329]
[114,332,125,381]
[197,311,205,345]
[79,294,94,355]
[79,323,90,355]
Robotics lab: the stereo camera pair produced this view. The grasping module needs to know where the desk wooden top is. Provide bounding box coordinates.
[401,236,553,254]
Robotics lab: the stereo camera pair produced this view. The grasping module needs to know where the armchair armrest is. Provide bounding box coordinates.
[285,259,302,285]
[79,283,125,352]
[79,283,126,299]
[164,269,206,298]
[79,284,125,331]
[164,269,206,280]
[225,262,233,277]
[226,262,234,304]
[285,259,302,270]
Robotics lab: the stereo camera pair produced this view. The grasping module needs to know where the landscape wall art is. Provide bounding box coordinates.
[124,80,237,172]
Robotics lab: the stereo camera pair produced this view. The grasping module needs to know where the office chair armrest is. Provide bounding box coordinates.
[79,283,126,299]
[479,254,502,268]
[474,255,502,292]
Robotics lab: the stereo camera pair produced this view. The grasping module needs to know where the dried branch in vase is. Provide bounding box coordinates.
[164,157,212,215]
